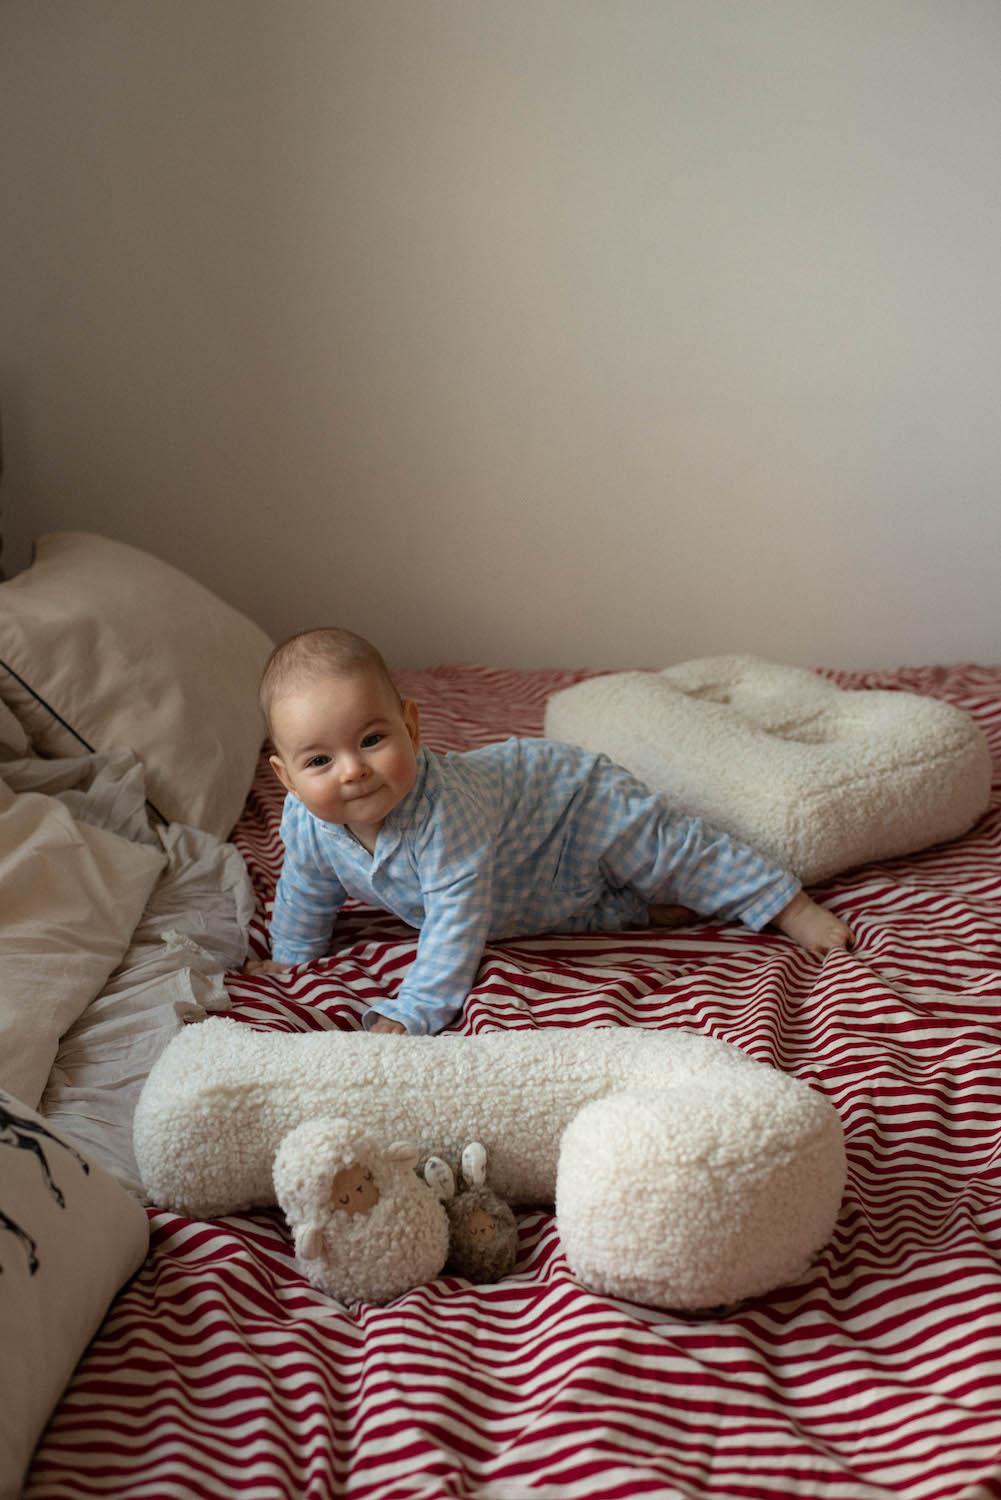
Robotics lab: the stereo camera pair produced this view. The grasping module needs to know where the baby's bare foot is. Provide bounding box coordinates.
[369,1015,407,1035]
[772,892,853,956]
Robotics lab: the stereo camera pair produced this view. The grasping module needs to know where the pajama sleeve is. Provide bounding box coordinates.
[363,791,498,1035]
[269,804,348,964]
[364,865,494,1034]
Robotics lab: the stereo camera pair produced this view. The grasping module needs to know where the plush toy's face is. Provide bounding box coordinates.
[466,1208,496,1245]
[445,1189,519,1283]
[329,1162,380,1216]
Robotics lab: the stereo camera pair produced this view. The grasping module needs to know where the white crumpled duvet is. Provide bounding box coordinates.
[2,748,255,1193]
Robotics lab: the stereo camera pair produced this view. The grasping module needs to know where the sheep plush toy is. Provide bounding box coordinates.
[135,1022,846,1312]
[273,1119,450,1304]
[274,1126,517,1303]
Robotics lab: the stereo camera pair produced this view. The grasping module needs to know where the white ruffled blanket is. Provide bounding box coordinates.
[1,748,255,1191]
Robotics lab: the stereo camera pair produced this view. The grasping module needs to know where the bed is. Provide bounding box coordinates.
[3,533,1001,1500]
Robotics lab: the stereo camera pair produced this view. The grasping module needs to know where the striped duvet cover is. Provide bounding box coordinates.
[26,663,1001,1500]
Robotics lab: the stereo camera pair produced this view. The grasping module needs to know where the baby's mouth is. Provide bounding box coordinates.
[344,785,378,803]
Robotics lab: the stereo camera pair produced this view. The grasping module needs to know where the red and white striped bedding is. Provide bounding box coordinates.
[25,663,1001,1500]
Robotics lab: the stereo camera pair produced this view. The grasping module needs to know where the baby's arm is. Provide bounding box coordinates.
[267,805,349,965]
[269,858,347,963]
[365,861,495,1034]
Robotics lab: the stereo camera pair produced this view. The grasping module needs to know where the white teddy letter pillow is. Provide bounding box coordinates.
[544,655,991,884]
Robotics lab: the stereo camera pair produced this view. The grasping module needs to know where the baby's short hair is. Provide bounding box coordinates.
[260,627,398,735]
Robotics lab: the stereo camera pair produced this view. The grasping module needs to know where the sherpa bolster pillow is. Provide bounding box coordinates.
[544,655,992,885]
[133,1021,846,1310]
[133,1018,842,1219]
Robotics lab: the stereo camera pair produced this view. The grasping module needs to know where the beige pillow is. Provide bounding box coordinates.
[0,532,273,838]
[0,696,29,756]
[0,1089,149,1498]
[0,776,165,1107]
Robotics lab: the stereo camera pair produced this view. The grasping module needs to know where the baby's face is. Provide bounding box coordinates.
[269,668,421,833]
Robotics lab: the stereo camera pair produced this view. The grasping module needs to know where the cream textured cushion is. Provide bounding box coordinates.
[0,774,165,1108]
[0,532,273,839]
[0,1090,149,1500]
[544,655,992,884]
[134,1020,845,1311]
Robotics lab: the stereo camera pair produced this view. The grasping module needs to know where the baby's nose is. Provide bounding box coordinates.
[341,755,369,783]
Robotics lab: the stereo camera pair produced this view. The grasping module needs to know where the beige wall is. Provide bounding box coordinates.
[1,1,999,669]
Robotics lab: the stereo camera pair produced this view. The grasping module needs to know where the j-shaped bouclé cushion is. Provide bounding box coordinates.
[544,655,992,885]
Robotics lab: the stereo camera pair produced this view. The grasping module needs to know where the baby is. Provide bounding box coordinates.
[251,628,852,1034]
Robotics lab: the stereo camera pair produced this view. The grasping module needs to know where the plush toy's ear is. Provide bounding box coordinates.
[298,1224,324,1261]
[385,1141,419,1169]
[423,1156,456,1201]
[461,1142,487,1188]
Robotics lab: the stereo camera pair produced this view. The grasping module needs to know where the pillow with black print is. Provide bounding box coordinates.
[0,1091,149,1497]
[0,531,273,839]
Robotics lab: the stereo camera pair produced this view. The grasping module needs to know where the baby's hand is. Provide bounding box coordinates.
[243,958,293,975]
[369,1015,408,1035]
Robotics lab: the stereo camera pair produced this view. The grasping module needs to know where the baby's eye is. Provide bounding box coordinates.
[360,733,384,749]
[307,755,331,770]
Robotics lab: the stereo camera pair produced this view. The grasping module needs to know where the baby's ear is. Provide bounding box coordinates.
[402,698,421,751]
[269,753,294,795]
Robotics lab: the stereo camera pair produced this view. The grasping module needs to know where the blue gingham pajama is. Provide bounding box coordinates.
[270,740,800,1034]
